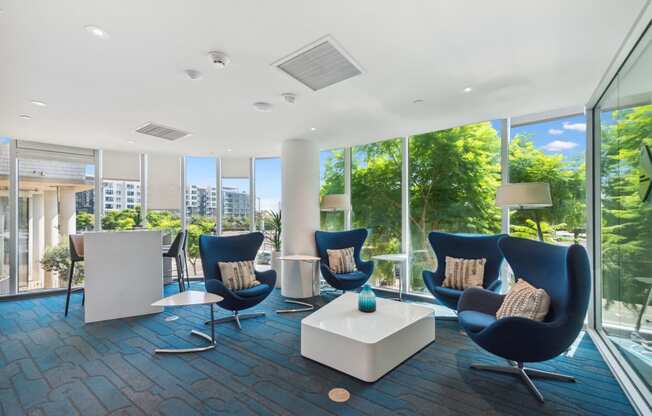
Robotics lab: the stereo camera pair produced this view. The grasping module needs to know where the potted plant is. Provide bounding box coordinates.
[267,210,282,288]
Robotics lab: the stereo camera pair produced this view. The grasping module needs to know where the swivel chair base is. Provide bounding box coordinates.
[471,361,575,403]
[205,310,265,330]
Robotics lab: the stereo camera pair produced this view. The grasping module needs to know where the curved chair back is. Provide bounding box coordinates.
[315,229,368,269]
[428,232,506,288]
[199,232,264,282]
[498,236,590,334]
[69,234,84,262]
[166,230,187,257]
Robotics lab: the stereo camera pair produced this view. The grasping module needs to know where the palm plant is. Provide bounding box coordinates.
[267,210,282,251]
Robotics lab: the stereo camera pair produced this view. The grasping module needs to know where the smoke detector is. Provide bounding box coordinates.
[281,93,296,104]
[208,51,230,69]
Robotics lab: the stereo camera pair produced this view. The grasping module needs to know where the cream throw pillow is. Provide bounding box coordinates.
[442,256,486,290]
[496,278,551,321]
[327,247,357,274]
[218,261,260,291]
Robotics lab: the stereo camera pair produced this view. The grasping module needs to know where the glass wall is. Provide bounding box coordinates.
[185,156,217,277]
[319,148,345,231]
[0,139,12,295]
[408,121,502,294]
[351,139,402,289]
[222,178,250,235]
[510,115,586,244]
[146,154,181,241]
[254,158,281,264]
[596,24,652,396]
[101,151,142,231]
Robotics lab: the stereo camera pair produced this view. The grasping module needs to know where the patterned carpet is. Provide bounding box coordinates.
[0,283,636,416]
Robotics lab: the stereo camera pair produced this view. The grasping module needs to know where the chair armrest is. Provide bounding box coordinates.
[357,259,374,277]
[423,269,445,291]
[458,287,505,315]
[486,279,502,293]
[255,269,277,287]
[205,278,238,300]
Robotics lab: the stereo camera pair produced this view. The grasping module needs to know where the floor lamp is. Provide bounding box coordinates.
[496,182,552,241]
[320,194,348,228]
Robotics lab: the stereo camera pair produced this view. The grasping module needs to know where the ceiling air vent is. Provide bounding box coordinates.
[272,36,363,91]
[135,122,190,141]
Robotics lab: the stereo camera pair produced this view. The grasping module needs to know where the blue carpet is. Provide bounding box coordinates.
[0,283,636,415]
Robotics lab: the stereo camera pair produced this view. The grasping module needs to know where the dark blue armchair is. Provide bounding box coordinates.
[199,232,276,329]
[423,232,506,311]
[458,236,591,402]
[315,229,373,291]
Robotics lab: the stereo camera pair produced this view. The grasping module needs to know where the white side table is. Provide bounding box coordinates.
[372,253,409,301]
[151,291,223,353]
[277,255,321,314]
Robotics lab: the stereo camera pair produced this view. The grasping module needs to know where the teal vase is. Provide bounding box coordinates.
[358,284,376,313]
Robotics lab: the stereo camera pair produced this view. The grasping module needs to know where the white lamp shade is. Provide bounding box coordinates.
[496,182,552,209]
[320,194,348,211]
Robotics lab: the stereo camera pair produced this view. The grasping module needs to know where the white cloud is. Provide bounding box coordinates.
[541,140,579,152]
[563,121,586,132]
[548,128,564,135]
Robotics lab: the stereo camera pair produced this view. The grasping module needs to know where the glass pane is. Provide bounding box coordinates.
[319,149,345,231]
[509,115,587,244]
[18,157,95,292]
[0,139,11,295]
[222,178,250,234]
[101,180,142,230]
[185,156,217,277]
[598,24,652,393]
[351,138,402,290]
[254,158,281,265]
[408,121,501,295]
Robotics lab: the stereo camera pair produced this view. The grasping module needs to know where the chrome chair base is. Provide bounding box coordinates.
[276,299,315,314]
[205,311,266,330]
[156,303,216,354]
[471,361,575,403]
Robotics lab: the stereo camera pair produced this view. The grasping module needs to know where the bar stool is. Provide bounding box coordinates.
[65,234,84,317]
[164,230,188,292]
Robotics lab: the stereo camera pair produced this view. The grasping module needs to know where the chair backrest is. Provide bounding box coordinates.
[69,234,84,261]
[428,232,506,288]
[166,230,187,256]
[315,228,368,268]
[199,232,264,282]
[498,236,591,333]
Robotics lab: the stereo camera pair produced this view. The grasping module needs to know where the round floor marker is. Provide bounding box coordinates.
[328,388,350,403]
[165,315,179,322]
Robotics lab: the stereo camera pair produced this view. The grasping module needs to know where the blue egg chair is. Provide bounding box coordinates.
[457,236,591,402]
[423,232,506,312]
[199,232,276,329]
[315,229,373,291]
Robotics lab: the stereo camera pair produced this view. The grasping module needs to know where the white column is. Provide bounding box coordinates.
[281,139,320,298]
[60,188,77,238]
[43,190,59,288]
[32,193,45,289]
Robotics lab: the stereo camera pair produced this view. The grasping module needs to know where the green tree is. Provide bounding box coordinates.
[76,211,94,231]
[186,216,217,275]
[101,207,141,230]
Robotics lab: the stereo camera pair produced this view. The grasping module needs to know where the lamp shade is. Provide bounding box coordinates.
[320,194,348,211]
[496,182,552,209]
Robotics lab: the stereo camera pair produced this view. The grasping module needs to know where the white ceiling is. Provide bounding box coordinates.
[0,0,647,157]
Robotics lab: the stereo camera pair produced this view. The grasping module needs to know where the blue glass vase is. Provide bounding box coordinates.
[358,284,376,313]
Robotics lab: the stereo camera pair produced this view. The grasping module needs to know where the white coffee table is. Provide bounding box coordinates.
[151,291,223,354]
[301,292,436,382]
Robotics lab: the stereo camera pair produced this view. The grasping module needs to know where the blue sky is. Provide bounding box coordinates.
[510,114,586,162]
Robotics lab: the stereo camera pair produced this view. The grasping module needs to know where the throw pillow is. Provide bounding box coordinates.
[218,261,260,291]
[327,247,357,274]
[442,256,486,289]
[496,278,551,321]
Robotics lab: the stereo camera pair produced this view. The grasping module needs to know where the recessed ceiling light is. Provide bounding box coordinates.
[18,114,32,119]
[311,127,317,131]
[253,102,272,112]
[85,25,110,39]
[184,69,202,80]
[413,99,424,104]
[31,100,47,107]
[127,140,135,144]
[463,87,473,93]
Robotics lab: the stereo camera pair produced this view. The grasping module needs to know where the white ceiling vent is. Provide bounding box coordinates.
[135,122,190,141]
[273,36,363,91]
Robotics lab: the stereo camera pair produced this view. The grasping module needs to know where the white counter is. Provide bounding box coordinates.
[83,230,163,323]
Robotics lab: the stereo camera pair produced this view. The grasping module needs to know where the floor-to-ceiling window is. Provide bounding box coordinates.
[351,138,402,289]
[222,178,250,235]
[320,148,345,231]
[596,23,652,398]
[146,153,182,241]
[254,158,281,264]
[0,139,12,295]
[101,151,142,231]
[510,115,587,244]
[185,156,217,277]
[408,121,502,294]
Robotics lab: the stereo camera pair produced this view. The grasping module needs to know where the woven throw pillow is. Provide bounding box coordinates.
[327,247,357,274]
[218,261,260,291]
[496,278,551,321]
[442,256,486,289]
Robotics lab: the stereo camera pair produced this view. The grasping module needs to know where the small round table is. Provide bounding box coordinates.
[151,290,223,353]
[372,253,409,301]
[276,254,321,314]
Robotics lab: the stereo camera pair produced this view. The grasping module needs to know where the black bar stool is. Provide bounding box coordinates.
[163,230,188,292]
[65,234,84,317]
